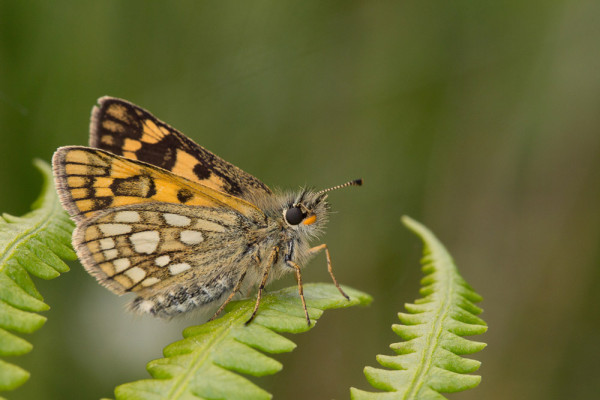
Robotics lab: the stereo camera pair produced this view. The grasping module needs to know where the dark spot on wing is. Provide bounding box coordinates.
[134,133,180,171]
[110,175,156,198]
[193,163,212,180]
[177,188,193,203]
[92,197,113,210]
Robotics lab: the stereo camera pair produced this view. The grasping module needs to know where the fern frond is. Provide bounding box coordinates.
[116,283,371,400]
[0,159,76,391]
[351,216,487,400]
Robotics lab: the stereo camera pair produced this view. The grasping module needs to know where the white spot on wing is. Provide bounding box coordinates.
[155,255,170,267]
[141,277,160,287]
[180,230,203,245]
[103,249,118,260]
[115,211,140,223]
[130,231,160,254]
[169,263,191,275]
[99,224,132,236]
[113,258,130,272]
[125,267,146,283]
[196,219,226,232]
[164,213,191,227]
[99,238,115,250]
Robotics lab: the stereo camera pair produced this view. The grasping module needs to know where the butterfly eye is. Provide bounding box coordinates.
[285,207,304,225]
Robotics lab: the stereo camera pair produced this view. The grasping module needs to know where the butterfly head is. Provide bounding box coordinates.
[283,178,362,232]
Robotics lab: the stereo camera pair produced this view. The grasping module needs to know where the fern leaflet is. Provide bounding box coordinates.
[115,283,371,400]
[351,216,487,400]
[0,160,76,391]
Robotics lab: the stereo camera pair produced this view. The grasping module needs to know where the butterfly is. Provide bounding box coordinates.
[52,97,362,325]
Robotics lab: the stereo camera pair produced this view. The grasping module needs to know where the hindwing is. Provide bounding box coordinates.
[73,202,250,296]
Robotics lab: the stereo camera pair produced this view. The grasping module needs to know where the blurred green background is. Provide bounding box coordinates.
[1,1,599,399]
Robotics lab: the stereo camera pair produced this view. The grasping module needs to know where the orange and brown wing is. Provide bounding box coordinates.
[52,146,266,223]
[89,96,272,199]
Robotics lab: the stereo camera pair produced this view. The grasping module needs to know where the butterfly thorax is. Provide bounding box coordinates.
[247,189,330,274]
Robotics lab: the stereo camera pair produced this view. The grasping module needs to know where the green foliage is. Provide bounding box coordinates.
[0,160,76,391]
[115,283,372,400]
[351,216,487,400]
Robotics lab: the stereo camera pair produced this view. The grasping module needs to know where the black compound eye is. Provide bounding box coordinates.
[285,207,304,225]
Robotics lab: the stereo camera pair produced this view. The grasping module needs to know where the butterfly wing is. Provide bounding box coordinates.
[73,202,257,317]
[53,146,268,317]
[52,146,266,223]
[89,96,272,200]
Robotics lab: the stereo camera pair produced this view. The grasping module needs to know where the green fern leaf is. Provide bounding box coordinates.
[351,216,487,400]
[116,283,371,400]
[0,159,76,391]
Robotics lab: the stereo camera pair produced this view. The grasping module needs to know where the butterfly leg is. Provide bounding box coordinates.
[286,260,311,327]
[208,269,248,322]
[309,244,350,300]
[246,246,279,325]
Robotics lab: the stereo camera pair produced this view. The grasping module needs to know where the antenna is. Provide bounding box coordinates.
[317,178,363,195]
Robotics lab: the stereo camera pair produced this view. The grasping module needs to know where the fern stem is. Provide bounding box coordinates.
[406,235,455,399]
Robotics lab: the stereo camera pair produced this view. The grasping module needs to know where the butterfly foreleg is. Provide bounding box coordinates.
[245,246,279,325]
[286,260,311,327]
[309,244,350,300]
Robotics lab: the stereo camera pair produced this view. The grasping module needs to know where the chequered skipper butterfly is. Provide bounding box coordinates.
[52,97,361,325]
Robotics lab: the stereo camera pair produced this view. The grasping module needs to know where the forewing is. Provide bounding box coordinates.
[89,96,272,199]
[72,202,250,297]
[52,146,265,223]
